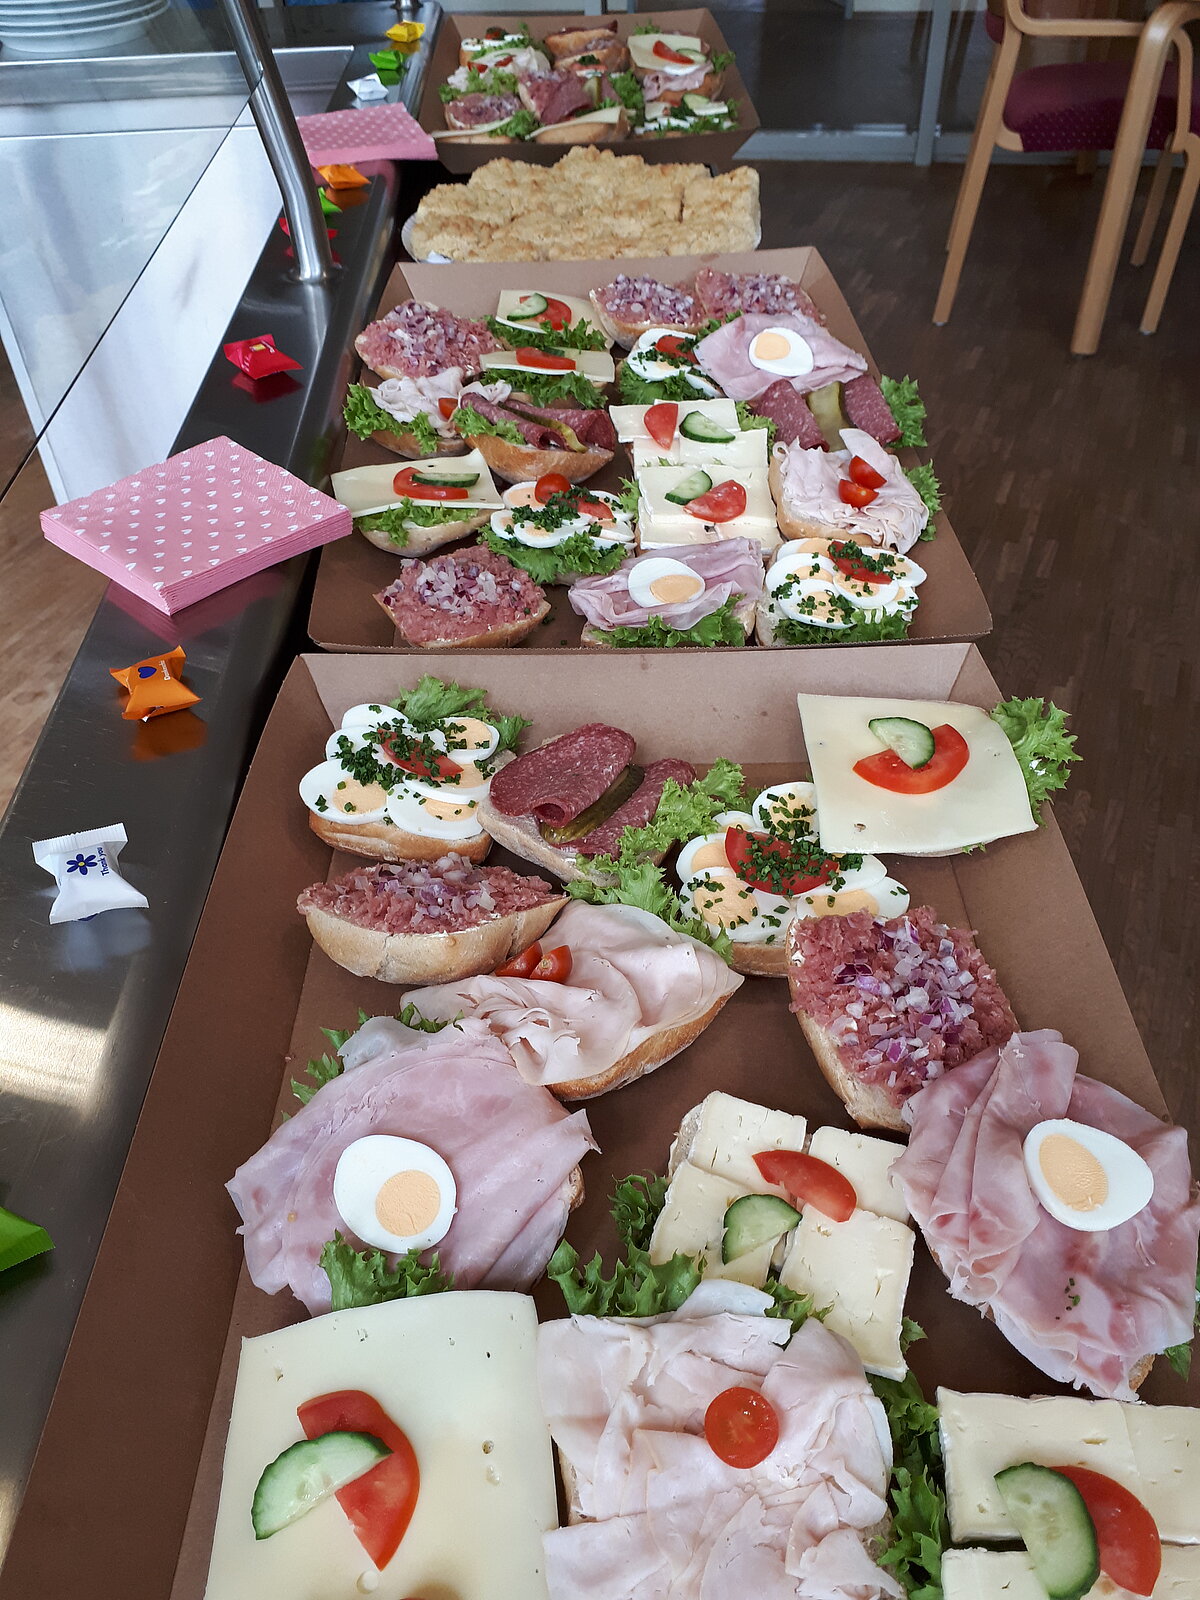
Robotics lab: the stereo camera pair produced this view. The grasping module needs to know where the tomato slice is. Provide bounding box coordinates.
[538,295,573,331]
[531,945,573,982]
[830,545,890,585]
[485,25,506,37]
[1051,1467,1161,1596]
[645,402,679,450]
[653,37,694,63]
[535,472,572,503]
[516,346,576,372]
[379,735,463,783]
[654,334,695,362]
[724,827,834,897]
[496,941,542,978]
[704,1386,779,1469]
[491,53,513,66]
[848,455,886,490]
[576,495,615,523]
[298,1391,419,1569]
[752,1150,857,1223]
[687,480,747,523]
[437,397,457,420]
[392,467,469,501]
[853,724,970,794]
[838,478,878,509]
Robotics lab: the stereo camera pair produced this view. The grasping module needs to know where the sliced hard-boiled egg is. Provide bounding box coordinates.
[752,782,819,834]
[1023,1119,1154,1232]
[797,857,909,920]
[333,1135,457,1254]
[676,831,733,883]
[340,702,404,732]
[627,556,707,610]
[747,327,814,378]
[299,758,389,824]
[489,508,589,550]
[679,868,793,944]
[711,808,757,831]
[439,716,499,761]
[626,328,719,396]
[503,481,541,510]
[385,781,486,841]
[772,576,856,629]
[325,724,374,760]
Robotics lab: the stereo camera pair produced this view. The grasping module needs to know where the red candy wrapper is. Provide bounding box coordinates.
[110,645,202,721]
[223,334,302,380]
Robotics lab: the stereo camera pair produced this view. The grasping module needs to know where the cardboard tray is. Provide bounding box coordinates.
[309,248,992,652]
[7,644,1193,1600]
[420,9,759,175]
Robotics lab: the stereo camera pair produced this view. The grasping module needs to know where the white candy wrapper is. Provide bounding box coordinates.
[347,73,389,100]
[33,824,149,924]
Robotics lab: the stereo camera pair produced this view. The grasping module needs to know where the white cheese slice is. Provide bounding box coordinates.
[479,347,616,384]
[943,1547,1200,1600]
[494,290,600,338]
[628,31,707,71]
[1124,1405,1200,1545]
[649,1162,776,1287]
[779,1208,913,1379]
[637,465,776,526]
[796,694,1037,856]
[671,1092,808,1193]
[202,1292,556,1600]
[611,399,741,443]
[331,450,502,518]
[638,509,780,554]
[806,1126,910,1223]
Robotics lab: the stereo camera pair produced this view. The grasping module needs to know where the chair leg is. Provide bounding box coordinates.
[1140,142,1200,333]
[1131,146,1176,265]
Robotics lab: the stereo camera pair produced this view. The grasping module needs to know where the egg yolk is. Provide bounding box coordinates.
[689,839,731,872]
[446,717,494,752]
[693,871,755,929]
[1038,1134,1109,1211]
[422,796,477,823]
[751,331,793,364]
[453,762,487,788]
[805,887,879,919]
[650,572,704,604]
[375,1169,442,1236]
[332,777,387,813]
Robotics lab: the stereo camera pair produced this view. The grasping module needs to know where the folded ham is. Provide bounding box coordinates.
[227,1018,596,1314]
[893,1029,1200,1400]
[539,1312,901,1600]
[569,539,764,636]
[405,901,743,1094]
[772,430,929,554]
[372,369,464,440]
[694,314,868,404]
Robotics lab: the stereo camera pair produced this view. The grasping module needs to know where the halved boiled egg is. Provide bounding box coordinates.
[676,831,732,883]
[333,1135,457,1254]
[747,327,814,378]
[679,868,793,944]
[489,508,591,550]
[439,715,500,761]
[299,758,389,824]
[627,556,707,610]
[771,576,857,629]
[385,780,487,841]
[503,481,541,510]
[752,782,819,834]
[1023,1119,1154,1232]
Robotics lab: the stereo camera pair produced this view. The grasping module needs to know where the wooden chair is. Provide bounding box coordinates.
[933,0,1200,348]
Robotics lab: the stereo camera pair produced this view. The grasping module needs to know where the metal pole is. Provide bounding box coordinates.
[217,0,335,284]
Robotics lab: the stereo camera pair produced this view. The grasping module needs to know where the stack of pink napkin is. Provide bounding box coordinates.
[295,101,436,166]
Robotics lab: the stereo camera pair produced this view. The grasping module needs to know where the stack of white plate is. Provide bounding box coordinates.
[0,0,169,57]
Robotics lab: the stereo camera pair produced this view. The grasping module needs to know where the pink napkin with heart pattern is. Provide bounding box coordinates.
[295,101,436,167]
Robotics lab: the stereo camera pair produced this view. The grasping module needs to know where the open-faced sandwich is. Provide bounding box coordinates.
[758,537,927,646]
[769,431,931,553]
[373,545,549,649]
[569,539,764,648]
[611,398,770,472]
[589,274,706,348]
[635,463,781,553]
[331,450,505,557]
[298,678,529,863]
[483,476,636,584]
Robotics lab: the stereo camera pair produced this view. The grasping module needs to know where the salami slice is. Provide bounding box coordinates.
[842,374,901,446]
[575,758,697,859]
[755,379,826,449]
[510,404,618,451]
[487,724,637,825]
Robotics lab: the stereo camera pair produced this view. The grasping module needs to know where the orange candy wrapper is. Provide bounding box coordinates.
[110,646,202,721]
[316,163,369,189]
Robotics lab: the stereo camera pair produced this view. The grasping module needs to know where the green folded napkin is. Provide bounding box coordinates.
[0,1204,54,1273]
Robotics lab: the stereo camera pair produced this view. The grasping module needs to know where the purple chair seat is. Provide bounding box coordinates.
[1003,59,1200,150]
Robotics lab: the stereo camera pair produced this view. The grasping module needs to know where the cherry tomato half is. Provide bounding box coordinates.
[838,479,878,509]
[724,827,834,897]
[848,455,887,490]
[535,472,572,502]
[298,1391,419,1570]
[392,467,469,501]
[379,734,463,783]
[437,396,457,420]
[654,334,695,362]
[516,346,576,372]
[532,945,573,982]
[704,1386,779,1469]
[686,480,747,523]
[496,941,542,978]
[752,1149,858,1223]
[644,402,679,450]
[1051,1467,1162,1596]
[853,724,970,794]
[653,37,695,63]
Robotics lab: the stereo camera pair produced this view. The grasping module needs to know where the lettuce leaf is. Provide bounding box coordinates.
[603,597,747,650]
[612,1172,669,1252]
[355,500,474,546]
[601,759,745,870]
[343,383,410,443]
[547,1237,700,1317]
[439,65,517,102]
[486,314,608,354]
[990,696,1080,814]
[321,1232,454,1311]
[736,400,777,447]
[906,463,942,523]
[481,525,625,586]
[492,107,540,140]
[502,369,606,408]
[616,477,640,517]
[392,676,530,753]
[568,859,733,961]
[772,610,912,647]
[609,69,644,122]
[1164,1268,1198,1379]
[451,403,525,448]
[881,376,928,450]
[871,1335,947,1600]
[763,1274,822,1335]
[618,365,710,406]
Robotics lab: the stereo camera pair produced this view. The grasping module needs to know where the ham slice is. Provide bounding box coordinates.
[893,1030,1200,1400]
[405,902,743,1091]
[772,430,929,554]
[694,314,868,404]
[226,1018,595,1313]
[539,1313,900,1599]
[569,539,764,635]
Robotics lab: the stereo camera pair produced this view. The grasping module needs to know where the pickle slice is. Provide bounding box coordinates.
[807,382,850,450]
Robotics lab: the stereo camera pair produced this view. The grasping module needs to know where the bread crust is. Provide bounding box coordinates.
[367,427,468,460]
[304,895,568,984]
[587,289,703,349]
[435,128,517,145]
[544,22,617,57]
[473,800,585,883]
[786,943,908,1131]
[463,432,613,486]
[374,588,551,648]
[579,592,756,649]
[531,110,629,146]
[358,509,492,558]
[729,939,789,978]
[648,69,725,107]
[558,43,629,73]
[309,810,493,865]
[550,991,736,1101]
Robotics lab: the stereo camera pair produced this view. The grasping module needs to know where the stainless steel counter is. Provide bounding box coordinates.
[0,6,441,1560]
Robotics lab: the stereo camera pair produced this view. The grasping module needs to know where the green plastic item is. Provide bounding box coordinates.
[318,190,342,216]
[0,1204,54,1273]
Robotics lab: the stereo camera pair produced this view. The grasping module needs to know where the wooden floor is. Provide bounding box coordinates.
[1,158,1196,1135]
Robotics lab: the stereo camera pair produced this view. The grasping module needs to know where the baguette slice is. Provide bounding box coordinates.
[366,426,469,460]
[647,69,725,108]
[309,811,493,865]
[462,432,613,486]
[373,587,551,649]
[358,508,492,558]
[543,22,618,57]
[304,893,567,984]
[555,989,736,1101]
[531,107,629,146]
[473,800,587,883]
[587,290,704,349]
[558,42,629,73]
[768,452,855,544]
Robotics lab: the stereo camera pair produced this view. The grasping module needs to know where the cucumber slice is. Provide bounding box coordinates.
[681,91,707,112]
[867,717,935,770]
[251,1431,390,1540]
[411,470,480,488]
[665,468,713,505]
[679,410,736,444]
[507,292,548,320]
[722,1193,801,1263]
[994,1464,1100,1600]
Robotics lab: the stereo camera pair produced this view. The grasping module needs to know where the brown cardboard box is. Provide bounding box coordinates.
[4,645,1192,1600]
[420,10,758,175]
[311,249,990,652]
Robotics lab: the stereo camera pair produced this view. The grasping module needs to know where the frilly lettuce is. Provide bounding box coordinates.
[991,696,1079,814]
[880,376,928,450]
[321,1233,454,1311]
[391,675,530,752]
